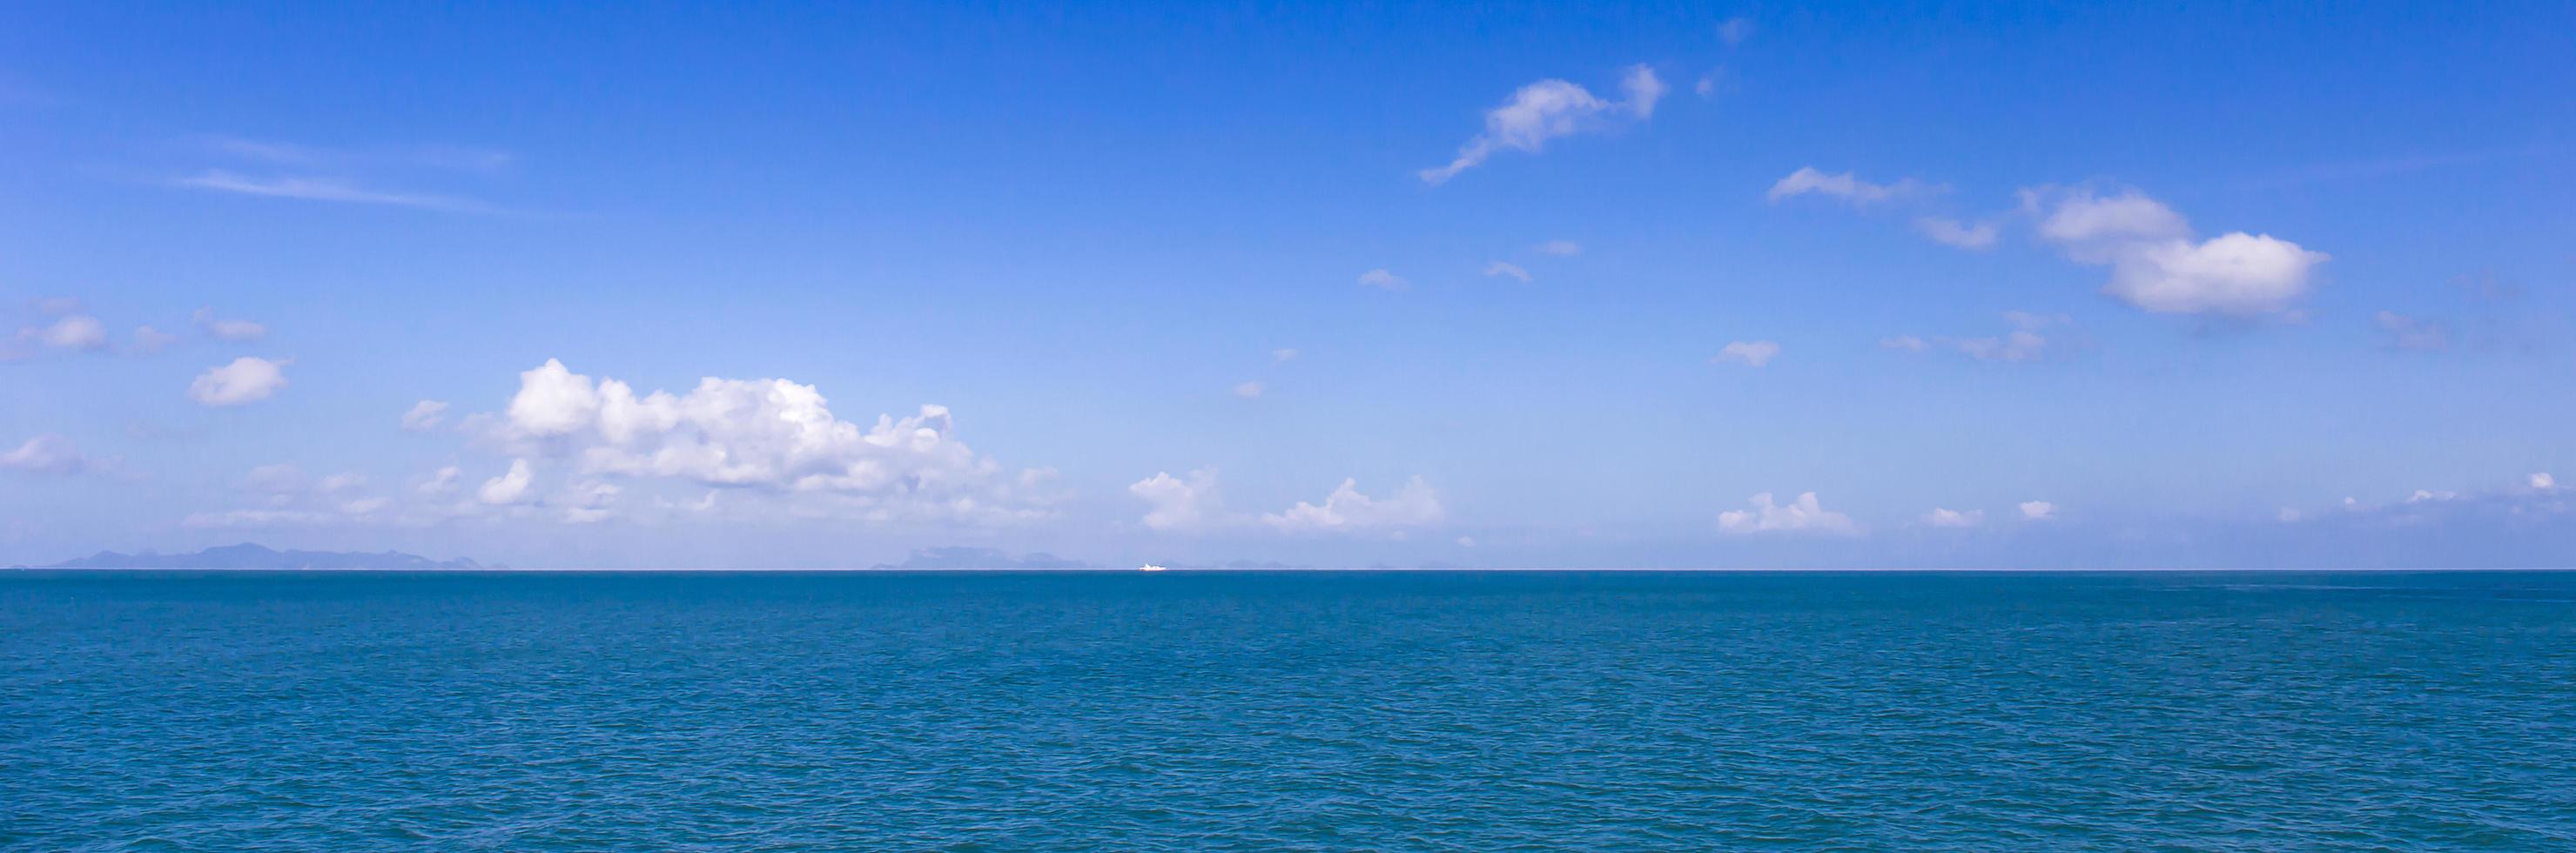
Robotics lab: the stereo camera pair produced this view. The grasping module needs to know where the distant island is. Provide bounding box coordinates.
[24,542,498,570]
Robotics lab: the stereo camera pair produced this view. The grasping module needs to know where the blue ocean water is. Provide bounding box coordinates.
[4,571,2573,850]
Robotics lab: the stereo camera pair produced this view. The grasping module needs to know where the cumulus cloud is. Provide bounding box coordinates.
[2532,473,2558,491]
[1357,269,1409,291]
[19,314,108,351]
[419,465,463,496]
[1130,468,1224,532]
[401,400,450,431]
[192,307,268,342]
[187,356,289,406]
[1,434,88,475]
[1263,477,1444,534]
[1483,260,1532,282]
[478,359,1053,523]
[478,458,535,505]
[1767,167,1934,206]
[1914,216,2000,249]
[1923,507,1984,527]
[561,480,619,523]
[1233,380,1265,399]
[2374,311,2451,352]
[1712,340,1779,367]
[1419,65,1665,185]
[2023,186,2328,316]
[1718,492,1860,535]
[2020,500,2056,521]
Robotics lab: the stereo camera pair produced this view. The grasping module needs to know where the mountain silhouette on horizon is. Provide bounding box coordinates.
[30,542,496,570]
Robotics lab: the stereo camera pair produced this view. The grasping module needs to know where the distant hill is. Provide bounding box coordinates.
[33,542,496,570]
[870,547,1093,570]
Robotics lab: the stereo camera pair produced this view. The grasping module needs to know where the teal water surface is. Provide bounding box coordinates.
[5,570,2573,850]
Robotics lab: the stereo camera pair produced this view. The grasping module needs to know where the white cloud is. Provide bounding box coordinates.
[561,480,620,524]
[175,170,497,214]
[181,508,342,528]
[1718,492,1860,535]
[1419,65,1665,185]
[2374,311,2451,352]
[1263,477,1444,534]
[419,465,463,496]
[1483,260,1532,282]
[1233,380,1265,399]
[1914,216,2000,249]
[1130,468,1224,532]
[20,315,107,351]
[1713,340,1780,367]
[1954,331,2048,362]
[1618,64,1667,118]
[187,356,289,406]
[245,462,307,498]
[1902,312,2062,363]
[1357,268,1409,291]
[1718,16,1755,45]
[1532,239,1584,256]
[2029,188,2190,245]
[1767,167,1933,206]
[1923,507,1984,527]
[2019,500,2056,521]
[192,307,268,342]
[1,434,87,475]
[2532,473,2558,491]
[401,400,450,431]
[132,326,178,354]
[478,458,535,505]
[480,359,1052,523]
[2024,186,2327,316]
[1272,347,1301,363]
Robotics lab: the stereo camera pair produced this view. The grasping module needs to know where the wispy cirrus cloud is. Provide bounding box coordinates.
[166,136,516,214]
[1766,167,1938,206]
[174,171,501,213]
[1420,65,1666,185]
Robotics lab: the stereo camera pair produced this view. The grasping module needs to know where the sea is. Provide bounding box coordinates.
[5,570,2573,850]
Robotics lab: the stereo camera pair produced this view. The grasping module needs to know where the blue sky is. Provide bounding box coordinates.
[3,1,2572,568]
